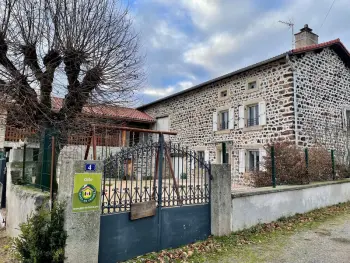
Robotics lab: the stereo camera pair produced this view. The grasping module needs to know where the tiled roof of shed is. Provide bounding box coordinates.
[52,97,155,123]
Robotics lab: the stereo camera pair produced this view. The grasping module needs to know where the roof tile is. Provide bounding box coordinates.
[52,97,154,123]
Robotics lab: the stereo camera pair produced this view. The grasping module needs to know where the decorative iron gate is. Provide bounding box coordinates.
[99,134,212,263]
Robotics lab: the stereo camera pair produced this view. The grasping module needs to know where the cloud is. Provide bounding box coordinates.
[131,0,350,104]
[143,80,194,98]
[184,32,239,72]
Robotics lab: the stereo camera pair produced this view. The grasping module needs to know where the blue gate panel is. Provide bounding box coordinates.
[160,204,210,250]
[99,212,158,263]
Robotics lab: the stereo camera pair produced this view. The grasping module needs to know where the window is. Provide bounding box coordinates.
[248,150,260,171]
[220,90,228,98]
[247,104,259,127]
[216,143,229,164]
[197,150,205,168]
[248,81,257,90]
[346,110,350,129]
[219,110,229,130]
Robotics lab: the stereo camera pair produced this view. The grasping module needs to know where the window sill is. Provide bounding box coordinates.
[245,87,259,94]
[243,125,264,132]
[215,130,231,135]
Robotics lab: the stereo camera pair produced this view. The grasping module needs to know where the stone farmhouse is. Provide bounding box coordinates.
[138,25,350,184]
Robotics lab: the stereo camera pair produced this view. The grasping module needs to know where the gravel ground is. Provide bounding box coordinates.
[271,213,350,263]
[217,213,350,263]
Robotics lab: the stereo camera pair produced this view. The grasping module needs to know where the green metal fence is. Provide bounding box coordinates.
[259,144,350,188]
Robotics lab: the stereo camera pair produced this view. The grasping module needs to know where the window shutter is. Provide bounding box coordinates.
[239,149,245,173]
[204,150,209,162]
[259,101,266,125]
[238,106,244,128]
[213,112,218,131]
[343,108,347,131]
[259,148,266,171]
[229,108,234,129]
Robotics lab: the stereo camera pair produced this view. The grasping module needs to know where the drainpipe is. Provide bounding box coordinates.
[286,53,298,146]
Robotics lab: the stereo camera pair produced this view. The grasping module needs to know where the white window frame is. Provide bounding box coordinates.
[218,110,229,131]
[246,104,259,127]
[239,99,266,130]
[213,106,235,132]
[216,143,231,164]
[247,149,260,172]
[343,107,350,131]
[239,147,266,173]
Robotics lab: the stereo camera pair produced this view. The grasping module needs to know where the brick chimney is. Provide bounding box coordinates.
[294,24,318,48]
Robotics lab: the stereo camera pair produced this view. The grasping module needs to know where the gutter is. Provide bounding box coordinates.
[286,53,298,146]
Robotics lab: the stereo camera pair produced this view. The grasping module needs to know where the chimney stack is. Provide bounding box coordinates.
[294,24,318,49]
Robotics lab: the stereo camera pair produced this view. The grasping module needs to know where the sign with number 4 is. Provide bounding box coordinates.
[85,163,96,172]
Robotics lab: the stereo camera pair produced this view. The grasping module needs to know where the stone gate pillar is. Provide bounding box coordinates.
[211,164,232,236]
[58,160,103,263]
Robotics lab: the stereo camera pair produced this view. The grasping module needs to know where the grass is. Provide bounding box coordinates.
[127,201,350,263]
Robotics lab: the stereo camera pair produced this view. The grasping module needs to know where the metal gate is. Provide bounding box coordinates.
[99,134,212,263]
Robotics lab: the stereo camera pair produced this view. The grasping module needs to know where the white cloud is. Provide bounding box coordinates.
[143,80,194,97]
[184,32,239,71]
[179,0,220,30]
[177,81,194,90]
[132,0,350,103]
[150,20,186,49]
[143,86,175,97]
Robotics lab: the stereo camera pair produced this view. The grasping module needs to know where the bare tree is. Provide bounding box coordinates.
[0,0,143,189]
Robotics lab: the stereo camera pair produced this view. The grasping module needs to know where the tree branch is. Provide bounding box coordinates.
[59,66,102,120]
[21,44,43,82]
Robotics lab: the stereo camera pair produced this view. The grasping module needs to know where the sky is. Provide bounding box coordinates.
[127,0,350,106]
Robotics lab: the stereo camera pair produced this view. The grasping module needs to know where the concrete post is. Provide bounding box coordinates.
[58,160,103,263]
[211,164,232,236]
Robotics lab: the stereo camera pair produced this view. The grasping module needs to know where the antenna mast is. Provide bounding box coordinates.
[279,20,294,49]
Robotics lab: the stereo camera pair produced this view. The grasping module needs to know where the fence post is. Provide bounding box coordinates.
[271,146,276,188]
[157,133,164,251]
[331,149,335,180]
[305,148,309,181]
[22,143,26,182]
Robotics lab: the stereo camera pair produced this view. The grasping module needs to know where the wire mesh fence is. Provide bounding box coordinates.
[252,142,350,188]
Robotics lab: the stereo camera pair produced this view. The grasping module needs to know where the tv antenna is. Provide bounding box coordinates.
[279,20,294,49]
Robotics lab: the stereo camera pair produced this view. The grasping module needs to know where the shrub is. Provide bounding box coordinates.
[251,170,273,187]
[13,202,67,263]
[180,173,187,179]
[142,175,153,180]
[308,146,333,181]
[263,142,308,186]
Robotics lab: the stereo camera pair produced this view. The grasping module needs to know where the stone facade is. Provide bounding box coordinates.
[142,57,296,184]
[291,48,350,160]
[141,47,350,184]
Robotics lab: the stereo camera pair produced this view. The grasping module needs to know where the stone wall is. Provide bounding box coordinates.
[291,48,350,158]
[143,58,295,184]
[6,165,49,237]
